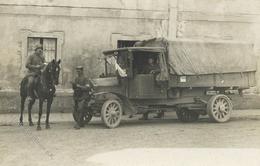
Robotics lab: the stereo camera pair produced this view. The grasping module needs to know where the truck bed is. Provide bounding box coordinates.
[168,71,256,88]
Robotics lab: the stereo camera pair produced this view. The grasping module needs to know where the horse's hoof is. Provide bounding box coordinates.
[45,124,50,129]
[19,122,23,126]
[36,126,42,131]
[29,122,34,126]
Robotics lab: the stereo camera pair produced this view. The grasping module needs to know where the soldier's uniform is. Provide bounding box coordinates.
[25,44,45,100]
[72,66,94,129]
[142,58,160,74]
[142,64,160,74]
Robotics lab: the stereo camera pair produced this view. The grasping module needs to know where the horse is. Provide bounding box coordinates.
[19,59,61,130]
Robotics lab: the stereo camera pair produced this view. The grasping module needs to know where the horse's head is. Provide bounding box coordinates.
[45,59,61,85]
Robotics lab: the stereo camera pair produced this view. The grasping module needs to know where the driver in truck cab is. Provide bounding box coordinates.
[142,57,160,74]
[71,66,94,130]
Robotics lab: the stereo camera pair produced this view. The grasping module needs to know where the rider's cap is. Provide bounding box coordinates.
[76,66,84,70]
[35,44,43,51]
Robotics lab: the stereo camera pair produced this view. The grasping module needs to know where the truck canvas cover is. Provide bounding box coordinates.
[137,38,257,75]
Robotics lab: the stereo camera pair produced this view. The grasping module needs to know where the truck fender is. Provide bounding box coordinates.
[93,92,137,115]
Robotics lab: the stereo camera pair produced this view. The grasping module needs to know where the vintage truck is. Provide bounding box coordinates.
[73,38,257,128]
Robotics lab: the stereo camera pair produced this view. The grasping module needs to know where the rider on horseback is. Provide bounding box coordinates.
[25,44,46,101]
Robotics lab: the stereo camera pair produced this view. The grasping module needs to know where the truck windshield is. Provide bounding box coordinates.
[105,55,127,77]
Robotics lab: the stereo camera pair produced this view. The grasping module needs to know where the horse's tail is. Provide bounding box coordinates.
[20,77,28,97]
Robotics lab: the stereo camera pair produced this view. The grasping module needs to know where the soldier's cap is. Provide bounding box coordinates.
[35,44,43,51]
[76,66,84,70]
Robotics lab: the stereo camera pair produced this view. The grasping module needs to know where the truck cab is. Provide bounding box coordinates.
[101,47,169,99]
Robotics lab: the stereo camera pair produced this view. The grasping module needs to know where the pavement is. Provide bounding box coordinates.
[1,109,260,125]
[1,110,260,166]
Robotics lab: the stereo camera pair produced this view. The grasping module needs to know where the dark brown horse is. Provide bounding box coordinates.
[19,59,61,130]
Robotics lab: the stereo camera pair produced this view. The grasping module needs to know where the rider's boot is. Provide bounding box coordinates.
[27,77,34,101]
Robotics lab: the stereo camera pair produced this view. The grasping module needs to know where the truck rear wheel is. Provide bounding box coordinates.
[176,108,199,122]
[207,94,232,123]
[101,99,122,128]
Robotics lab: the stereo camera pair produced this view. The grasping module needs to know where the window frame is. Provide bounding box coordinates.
[20,30,64,83]
[27,37,58,62]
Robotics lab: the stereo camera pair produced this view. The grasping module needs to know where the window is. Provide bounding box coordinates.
[117,40,138,48]
[20,30,64,85]
[104,51,128,77]
[27,37,57,62]
[133,51,160,74]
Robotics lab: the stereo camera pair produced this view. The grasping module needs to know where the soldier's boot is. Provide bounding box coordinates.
[27,76,35,101]
[74,123,80,130]
[139,112,149,120]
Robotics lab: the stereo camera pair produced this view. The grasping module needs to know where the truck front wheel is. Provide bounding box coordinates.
[101,99,122,128]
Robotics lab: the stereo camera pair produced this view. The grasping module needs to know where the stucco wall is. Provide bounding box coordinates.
[0,0,260,91]
[0,0,169,89]
[177,0,259,41]
[176,0,260,92]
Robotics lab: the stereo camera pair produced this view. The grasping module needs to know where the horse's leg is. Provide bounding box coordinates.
[45,97,53,129]
[19,97,26,126]
[28,98,35,126]
[37,99,43,130]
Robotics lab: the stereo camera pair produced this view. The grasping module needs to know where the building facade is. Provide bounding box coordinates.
[0,0,259,91]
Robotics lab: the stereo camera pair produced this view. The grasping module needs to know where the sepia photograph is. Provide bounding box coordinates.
[0,0,260,166]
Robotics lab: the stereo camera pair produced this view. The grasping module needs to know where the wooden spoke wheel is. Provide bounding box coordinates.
[176,108,200,122]
[73,100,93,126]
[73,109,93,126]
[101,99,122,129]
[81,110,93,126]
[207,94,232,123]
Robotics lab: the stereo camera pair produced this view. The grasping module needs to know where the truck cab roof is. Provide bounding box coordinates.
[103,47,165,56]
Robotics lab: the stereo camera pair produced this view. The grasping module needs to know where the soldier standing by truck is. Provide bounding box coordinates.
[72,66,94,129]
